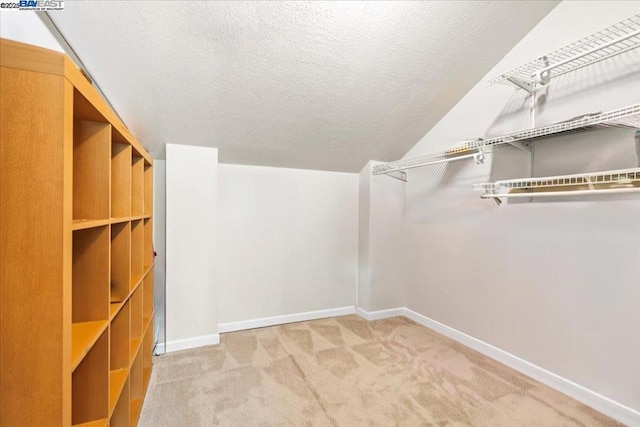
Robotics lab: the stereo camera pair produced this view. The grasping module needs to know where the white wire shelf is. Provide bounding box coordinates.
[473,168,640,202]
[372,103,640,178]
[488,14,640,92]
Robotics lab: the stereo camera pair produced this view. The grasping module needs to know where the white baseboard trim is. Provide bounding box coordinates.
[159,333,220,354]
[218,306,357,334]
[356,306,405,321]
[400,308,640,427]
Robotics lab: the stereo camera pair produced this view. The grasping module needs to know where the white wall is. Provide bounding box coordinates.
[165,144,218,349]
[397,0,640,417]
[0,11,64,52]
[217,164,358,324]
[358,162,406,312]
[152,160,166,349]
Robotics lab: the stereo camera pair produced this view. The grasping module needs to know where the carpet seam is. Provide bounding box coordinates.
[290,355,340,427]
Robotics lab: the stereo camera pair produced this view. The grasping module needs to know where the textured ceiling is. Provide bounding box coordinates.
[50,1,557,172]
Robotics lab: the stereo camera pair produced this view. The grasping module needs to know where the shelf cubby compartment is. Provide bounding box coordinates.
[112,143,132,219]
[130,348,144,426]
[473,168,640,203]
[143,318,154,392]
[144,163,153,216]
[143,270,154,325]
[132,155,145,217]
[73,226,109,324]
[109,300,130,418]
[72,329,108,425]
[111,376,130,427]
[131,220,144,287]
[111,300,131,371]
[143,218,153,270]
[111,222,131,302]
[131,285,143,360]
[73,120,111,221]
[72,225,110,370]
[72,227,110,321]
[71,321,109,372]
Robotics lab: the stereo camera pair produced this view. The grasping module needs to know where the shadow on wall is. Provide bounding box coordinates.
[485,51,640,133]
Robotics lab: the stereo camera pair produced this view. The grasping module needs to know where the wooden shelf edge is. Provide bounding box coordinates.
[107,216,153,226]
[108,368,129,416]
[131,273,144,290]
[71,320,108,371]
[130,338,142,363]
[110,265,153,321]
[0,38,66,76]
[72,418,108,427]
[143,310,155,335]
[131,214,150,221]
[72,218,110,230]
[111,217,131,225]
[109,302,122,321]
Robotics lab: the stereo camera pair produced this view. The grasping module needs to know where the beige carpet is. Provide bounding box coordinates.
[139,315,619,426]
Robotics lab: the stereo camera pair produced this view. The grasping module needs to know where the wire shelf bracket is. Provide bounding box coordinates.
[488,14,640,92]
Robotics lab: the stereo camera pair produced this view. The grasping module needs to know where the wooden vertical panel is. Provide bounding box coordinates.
[130,286,143,341]
[112,143,132,218]
[131,220,144,285]
[144,164,153,216]
[142,319,153,393]
[142,270,154,323]
[0,68,72,426]
[62,77,74,427]
[73,226,110,322]
[130,350,143,427]
[131,156,144,216]
[73,120,111,220]
[143,218,153,269]
[111,222,131,302]
[72,329,109,424]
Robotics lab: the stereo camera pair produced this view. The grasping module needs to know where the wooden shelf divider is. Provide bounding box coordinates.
[72,218,111,231]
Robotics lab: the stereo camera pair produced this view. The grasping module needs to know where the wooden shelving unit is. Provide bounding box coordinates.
[1,39,155,426]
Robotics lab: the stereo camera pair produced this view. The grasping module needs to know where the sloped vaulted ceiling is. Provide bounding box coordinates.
[49,1,558,172]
